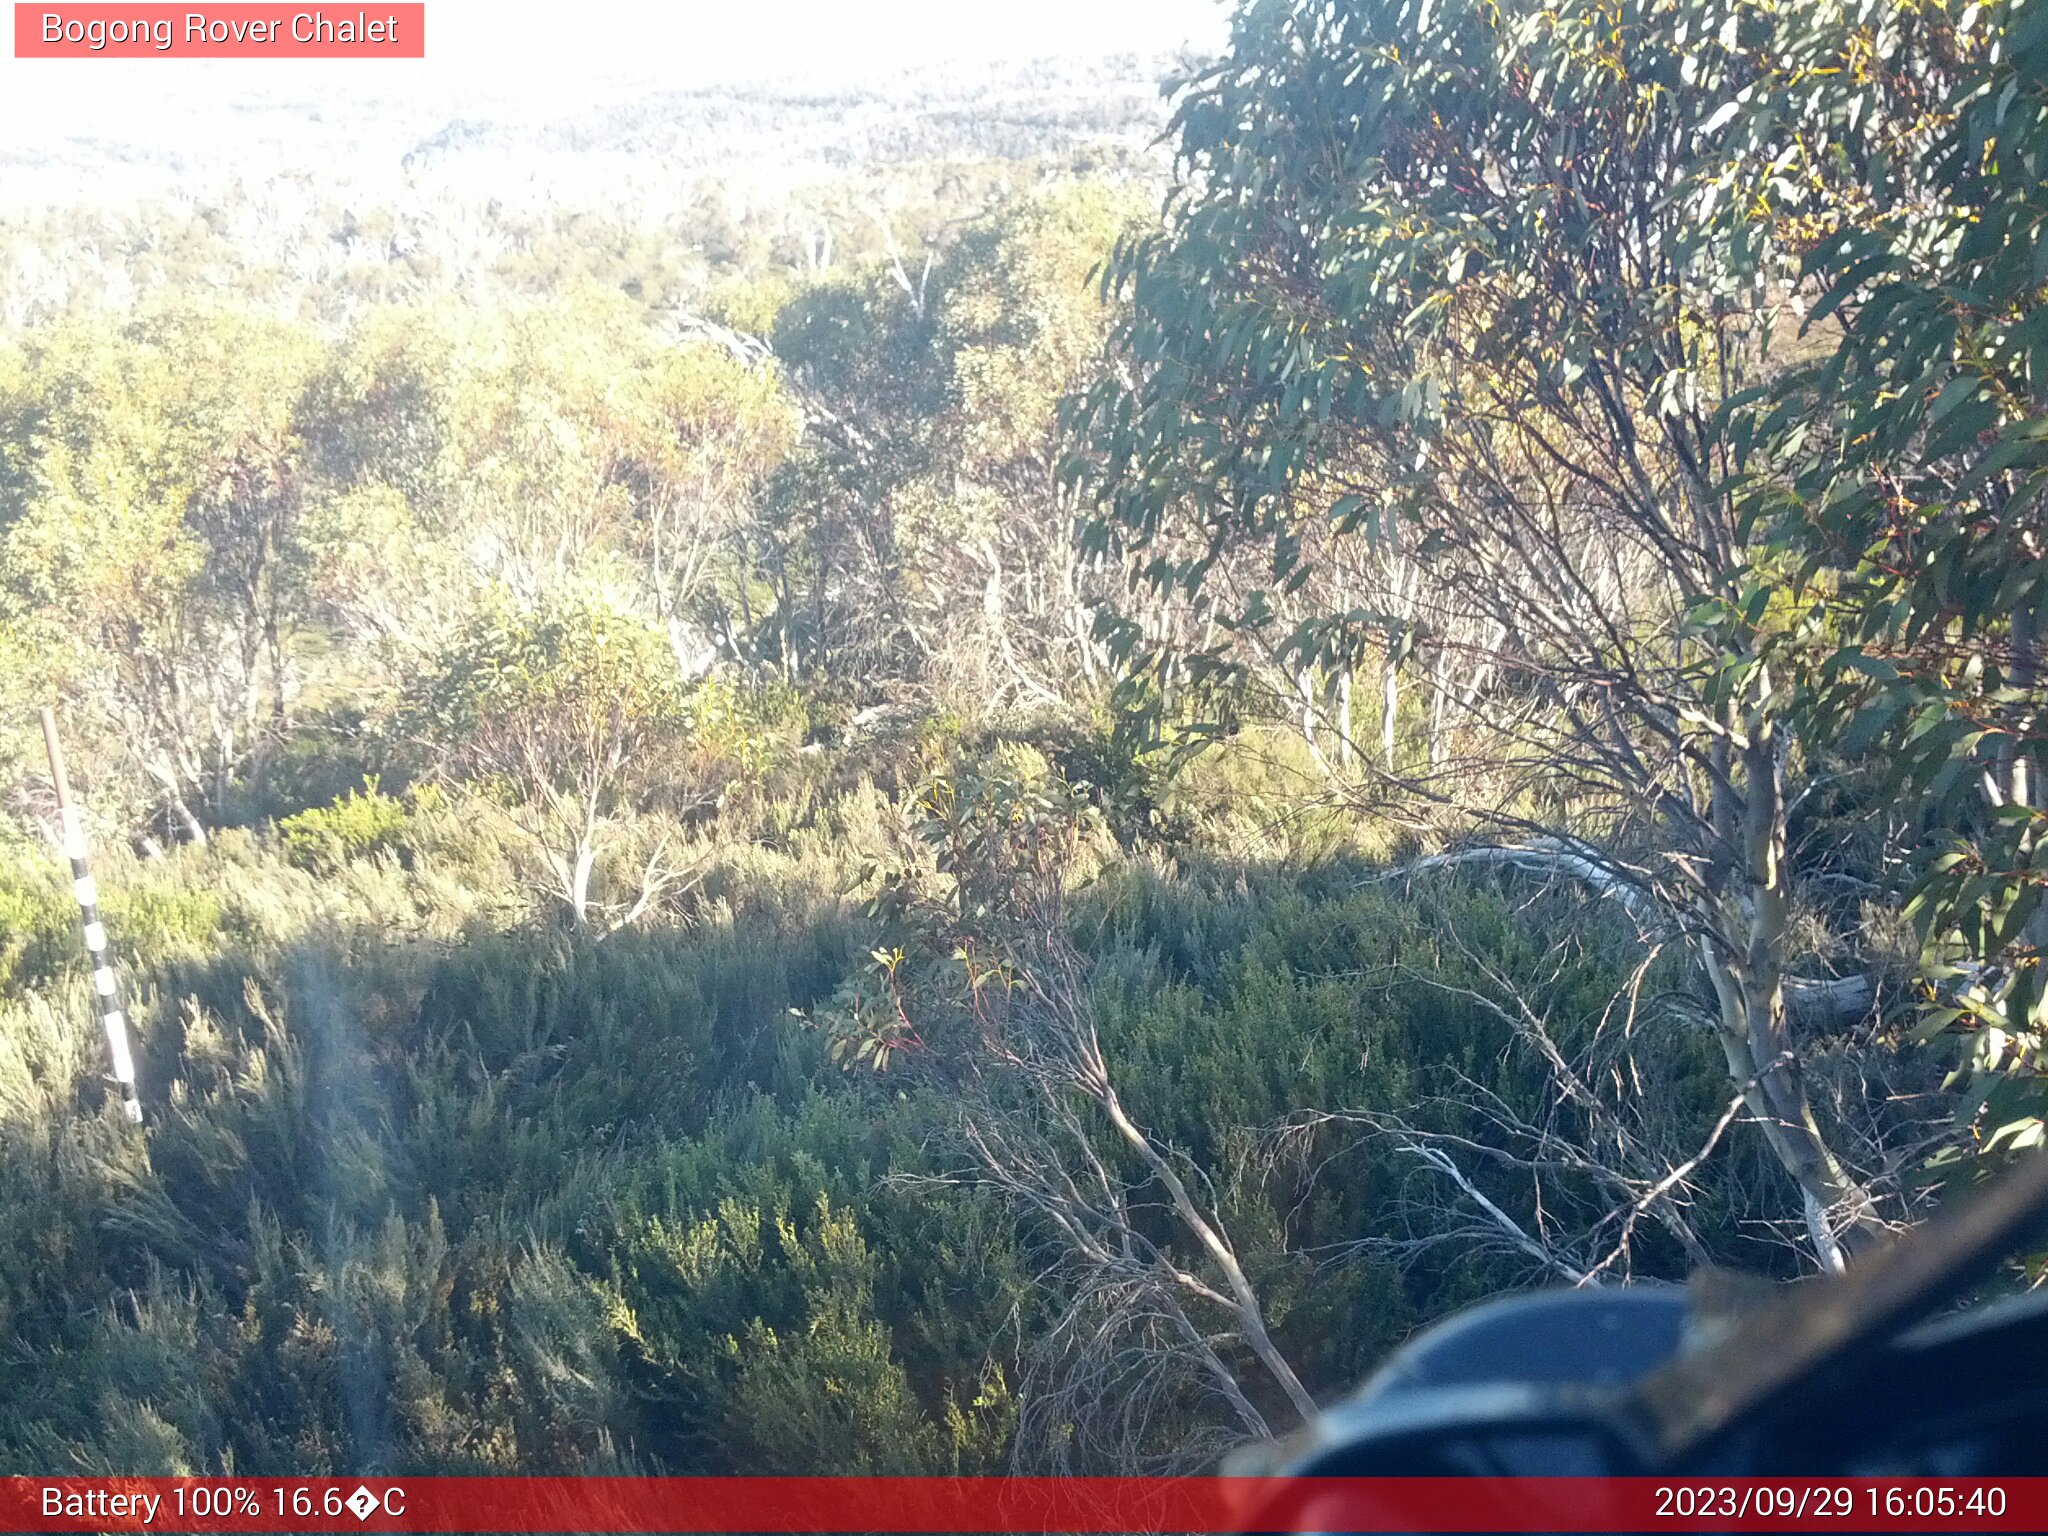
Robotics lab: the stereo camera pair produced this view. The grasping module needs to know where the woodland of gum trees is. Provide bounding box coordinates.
[1,0,2045,1477]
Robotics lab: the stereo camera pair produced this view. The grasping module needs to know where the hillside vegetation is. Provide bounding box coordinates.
[2,0,2045,1475]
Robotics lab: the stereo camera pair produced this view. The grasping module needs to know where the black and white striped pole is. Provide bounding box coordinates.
[40,707,143,1125]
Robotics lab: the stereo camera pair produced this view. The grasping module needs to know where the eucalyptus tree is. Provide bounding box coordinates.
[612,342,799,678]
[762,190,1132,707]
[1744,0,2048,1163]
[409,589,694,932]
[915,184,1137,709]
[1068,0,1917,1264]
[0,309,324,838]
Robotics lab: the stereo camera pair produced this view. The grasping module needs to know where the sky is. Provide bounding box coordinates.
[0,0,1233,141]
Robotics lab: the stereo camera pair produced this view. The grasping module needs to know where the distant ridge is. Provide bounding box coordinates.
[1,52,1188,213]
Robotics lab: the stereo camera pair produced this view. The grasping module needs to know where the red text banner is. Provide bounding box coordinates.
[14,4,424,57]
[2,1476,2044,1533]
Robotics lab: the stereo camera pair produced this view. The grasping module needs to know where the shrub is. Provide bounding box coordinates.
[96,884,223,962]
[0,855,74,991]
[277,780,410,873]
[235,705,406,827]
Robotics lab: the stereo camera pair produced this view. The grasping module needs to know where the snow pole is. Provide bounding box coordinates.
[39,707,143,1124]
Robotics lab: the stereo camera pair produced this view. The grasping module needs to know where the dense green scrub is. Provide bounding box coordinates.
[0,747,1762,1475]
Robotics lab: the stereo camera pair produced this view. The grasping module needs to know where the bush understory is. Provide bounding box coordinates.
[0,725,1791,1476]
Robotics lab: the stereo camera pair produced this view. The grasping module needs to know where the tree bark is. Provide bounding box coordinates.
[1700,715,1886,1269]
[562,839,597,929]
[1335,666,1354,768]
[1380,649,1400,771]
[1096,1081,1318,1426]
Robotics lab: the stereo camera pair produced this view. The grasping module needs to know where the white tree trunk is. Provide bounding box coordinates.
[1335,666,1354,768]
[1380,650,1400,770]
[568,840,597,929]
